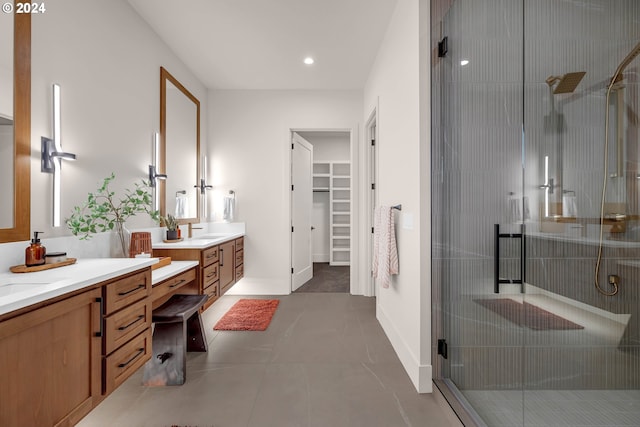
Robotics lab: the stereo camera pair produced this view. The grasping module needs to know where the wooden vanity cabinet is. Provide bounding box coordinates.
[101,269,152,395]
[153,246,221,312]
[153,237,245,310]
[219,240,236,295]
[151,266,198,309]
[0,266,158,426]
[0,288,102,427]
[235,237,244,281]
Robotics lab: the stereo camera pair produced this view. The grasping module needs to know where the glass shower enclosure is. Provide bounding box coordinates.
[431,1,640,425]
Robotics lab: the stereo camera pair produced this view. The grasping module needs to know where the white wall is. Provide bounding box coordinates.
[299,132,350,162]
[28,0,207,241]
[363,0,431,392]
[208,90,362,295]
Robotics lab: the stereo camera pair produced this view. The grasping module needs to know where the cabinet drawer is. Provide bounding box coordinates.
[235,237,244,250]
[203,262,219,288]
[235,264,244,281]
[152,267,196,302]
[203,280,219,300]
[103,328,151,395]
[235,248,244,268]
[104,299,152,356]
[201,245,219,266]
[104,270,151,315]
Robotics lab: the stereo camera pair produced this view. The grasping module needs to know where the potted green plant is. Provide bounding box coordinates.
[161,214,179,240]
[66,173,159,257]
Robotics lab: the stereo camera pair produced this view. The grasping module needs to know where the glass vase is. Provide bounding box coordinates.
[111,220,131,258]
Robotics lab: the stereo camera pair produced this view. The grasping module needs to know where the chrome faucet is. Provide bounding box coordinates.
[188,222,202,238]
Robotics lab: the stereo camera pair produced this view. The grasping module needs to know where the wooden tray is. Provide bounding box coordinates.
[10,258,77,273]
[162,238,184,243]
[151,257,172,270]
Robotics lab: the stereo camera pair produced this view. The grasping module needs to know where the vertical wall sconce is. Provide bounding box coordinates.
[41,84,77,227]
[196,156,213,195]
[200,156,212,219]
[148,132,166,211]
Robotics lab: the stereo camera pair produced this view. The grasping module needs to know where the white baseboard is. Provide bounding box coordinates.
[224,277,290,295]
[376,303,433,393]
[313,254,329,263]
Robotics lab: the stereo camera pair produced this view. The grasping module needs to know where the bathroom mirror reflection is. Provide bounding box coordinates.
[539,59,639,229]
[0,9,30,243]
[0,10,14,229]
[159,67,200,224]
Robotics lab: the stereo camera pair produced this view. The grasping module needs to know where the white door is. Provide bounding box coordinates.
[291,132,314,291]
[367,113,378,297]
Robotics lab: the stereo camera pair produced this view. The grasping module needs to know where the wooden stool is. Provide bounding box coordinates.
[142,294,208,386]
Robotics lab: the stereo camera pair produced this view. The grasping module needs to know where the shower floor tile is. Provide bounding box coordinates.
[463,389,640,427]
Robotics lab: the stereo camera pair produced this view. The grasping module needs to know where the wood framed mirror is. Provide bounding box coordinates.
[159,67,200,224]
[0,10,30,243]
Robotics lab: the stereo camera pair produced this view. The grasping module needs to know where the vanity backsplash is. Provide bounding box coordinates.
[0,222,245,272]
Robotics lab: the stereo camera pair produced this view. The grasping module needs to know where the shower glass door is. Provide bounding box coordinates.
[432,0,640,426]
[432,0,528,424]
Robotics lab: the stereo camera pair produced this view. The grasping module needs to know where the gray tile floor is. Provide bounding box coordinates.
[294,263,350,293]
[79,293,462,427]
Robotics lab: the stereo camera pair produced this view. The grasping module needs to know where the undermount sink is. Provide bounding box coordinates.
[200,233,230,239]
[0,281,51,297]
[0,278,51,286]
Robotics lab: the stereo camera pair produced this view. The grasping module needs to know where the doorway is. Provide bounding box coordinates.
[290,130,352,293]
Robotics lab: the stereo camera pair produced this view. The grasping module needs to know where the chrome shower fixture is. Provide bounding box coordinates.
[546,72,586,94]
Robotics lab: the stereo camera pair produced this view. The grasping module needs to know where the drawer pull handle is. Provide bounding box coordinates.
[118,348,145,368]
[118,315,144,331]
[95,297,103,337]
[169,279,186,288]
[206,252,216,259]
[118,284,145,296]
[206,271,217,278]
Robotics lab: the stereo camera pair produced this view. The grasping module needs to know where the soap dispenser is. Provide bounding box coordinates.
[25,231,46,267]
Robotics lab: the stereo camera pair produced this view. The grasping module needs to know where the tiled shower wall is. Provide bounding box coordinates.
[432,0,640,392]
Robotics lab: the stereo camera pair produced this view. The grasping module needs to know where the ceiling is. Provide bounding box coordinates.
[127,0,398,90]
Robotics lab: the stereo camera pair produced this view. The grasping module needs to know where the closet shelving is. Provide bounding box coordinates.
[313,161,350,266]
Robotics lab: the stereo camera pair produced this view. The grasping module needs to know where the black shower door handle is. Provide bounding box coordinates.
[494,223,526,294]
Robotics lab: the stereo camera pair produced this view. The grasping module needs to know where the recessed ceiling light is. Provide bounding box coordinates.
[304,57,315,65]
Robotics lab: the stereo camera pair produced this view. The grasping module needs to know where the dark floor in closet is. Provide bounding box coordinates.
[295,263,350,293]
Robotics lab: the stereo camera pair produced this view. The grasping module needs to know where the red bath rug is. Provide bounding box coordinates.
[213,299,280,331]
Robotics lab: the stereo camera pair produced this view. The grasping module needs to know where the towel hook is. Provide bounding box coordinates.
[392,204,402,211]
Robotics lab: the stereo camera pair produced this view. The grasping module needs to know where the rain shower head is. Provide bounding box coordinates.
[546,72,587,94]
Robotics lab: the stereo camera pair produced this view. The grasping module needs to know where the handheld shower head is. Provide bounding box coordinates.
[609,40,640,89]
[546,72,587,94]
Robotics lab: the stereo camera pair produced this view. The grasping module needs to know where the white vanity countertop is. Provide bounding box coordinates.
[152,260,199,284]
[152,232,245,249]
[0,258,157,317]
